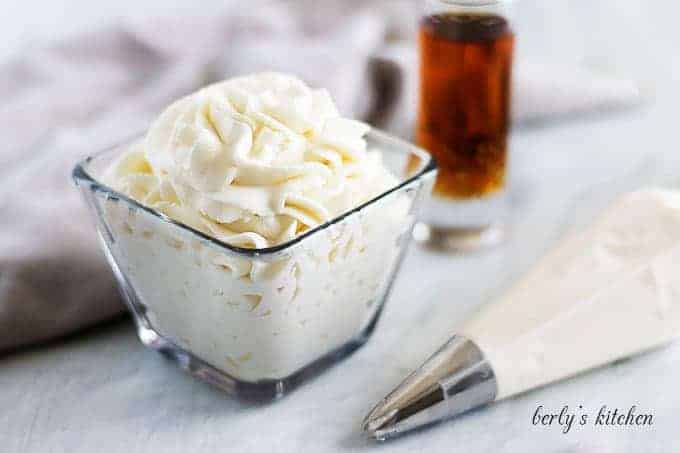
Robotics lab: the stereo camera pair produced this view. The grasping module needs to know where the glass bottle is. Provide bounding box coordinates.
[413,0,514,252]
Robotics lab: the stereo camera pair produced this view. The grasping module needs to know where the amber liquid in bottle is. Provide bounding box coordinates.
[415,13,514,199]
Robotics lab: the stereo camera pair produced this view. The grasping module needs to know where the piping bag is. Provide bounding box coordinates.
[363,189,680,440]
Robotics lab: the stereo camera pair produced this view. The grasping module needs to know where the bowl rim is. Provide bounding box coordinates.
[72,127,437,257]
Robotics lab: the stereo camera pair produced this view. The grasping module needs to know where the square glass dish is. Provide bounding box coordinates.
[73,128,436,400]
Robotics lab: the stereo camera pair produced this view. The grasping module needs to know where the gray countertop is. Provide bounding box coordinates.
[3,1,680,452]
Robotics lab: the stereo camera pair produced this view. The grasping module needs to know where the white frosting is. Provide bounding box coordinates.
[103,194,411,381]
[107,72,397,250]
[461,189,680,398]
[101,73,413,382]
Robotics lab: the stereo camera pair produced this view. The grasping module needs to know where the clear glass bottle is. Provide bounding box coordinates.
[413,0,514,252]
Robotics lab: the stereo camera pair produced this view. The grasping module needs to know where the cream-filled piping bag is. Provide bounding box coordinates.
[364,189,680,440]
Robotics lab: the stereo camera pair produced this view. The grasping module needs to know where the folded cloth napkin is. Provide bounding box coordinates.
[0,0,643,352]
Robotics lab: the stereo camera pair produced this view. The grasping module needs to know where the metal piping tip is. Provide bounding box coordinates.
[363,385,446,440]
[362,336,497,441]
[362,407,400,438]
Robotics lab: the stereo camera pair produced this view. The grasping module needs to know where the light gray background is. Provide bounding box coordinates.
[3,1,680,452]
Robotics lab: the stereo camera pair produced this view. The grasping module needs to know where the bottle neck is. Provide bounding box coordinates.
[423,0,508,17]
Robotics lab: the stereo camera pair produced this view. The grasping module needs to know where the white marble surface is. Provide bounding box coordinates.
[3,1,680,452]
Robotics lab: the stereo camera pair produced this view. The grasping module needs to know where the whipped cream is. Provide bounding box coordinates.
[108,72,397,250]
[102,73,412,382]
[461,189,680,398]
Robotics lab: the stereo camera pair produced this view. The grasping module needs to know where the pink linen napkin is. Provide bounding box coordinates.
[0,1,642,352]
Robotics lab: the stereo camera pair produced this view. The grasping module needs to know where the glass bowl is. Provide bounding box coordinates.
[72,128,436,400]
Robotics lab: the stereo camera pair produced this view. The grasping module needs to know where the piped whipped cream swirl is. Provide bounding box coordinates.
[107,73,398,248]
